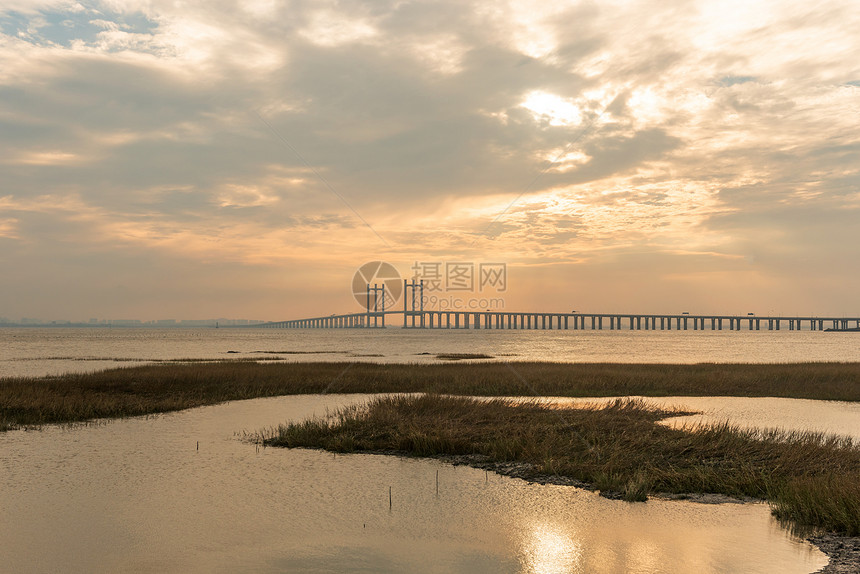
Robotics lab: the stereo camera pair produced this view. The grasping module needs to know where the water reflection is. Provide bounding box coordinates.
[627,540,661,573]
[521,522,582,574]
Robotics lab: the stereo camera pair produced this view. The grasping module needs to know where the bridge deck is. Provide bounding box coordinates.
[262,311,860,332]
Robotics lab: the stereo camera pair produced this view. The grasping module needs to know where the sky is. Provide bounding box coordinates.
[1,0,859,322]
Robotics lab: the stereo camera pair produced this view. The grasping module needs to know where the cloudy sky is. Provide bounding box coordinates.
[1,0,858,321]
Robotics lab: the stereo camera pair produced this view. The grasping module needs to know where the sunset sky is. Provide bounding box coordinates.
[1,0,859,321]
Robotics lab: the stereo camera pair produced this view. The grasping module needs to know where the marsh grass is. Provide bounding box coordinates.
[770,474,860,534]
[2,360,860,430]
[269,394,860,534]
[435,353,495,361]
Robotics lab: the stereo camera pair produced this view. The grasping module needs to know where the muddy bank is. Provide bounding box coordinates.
[810,534,860,573]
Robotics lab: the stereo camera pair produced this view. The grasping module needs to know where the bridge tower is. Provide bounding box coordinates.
[403,279,424,328]
[366,283,386,327]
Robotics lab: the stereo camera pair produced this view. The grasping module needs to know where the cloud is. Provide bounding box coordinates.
[1,0,859,319]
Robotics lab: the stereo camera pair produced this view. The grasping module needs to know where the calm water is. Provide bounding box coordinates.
[2,327,860,378]
[2,328,857,573]
[0,395,830,574]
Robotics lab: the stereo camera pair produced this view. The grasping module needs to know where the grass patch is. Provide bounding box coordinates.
[268,394,860,534]
[3,361,860,430]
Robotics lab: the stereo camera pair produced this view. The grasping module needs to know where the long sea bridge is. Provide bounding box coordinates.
[262,311,859,332]
[262,281,859,332]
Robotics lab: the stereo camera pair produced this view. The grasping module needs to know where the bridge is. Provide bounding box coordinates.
[260,281,860,332]
[262,311,860,331]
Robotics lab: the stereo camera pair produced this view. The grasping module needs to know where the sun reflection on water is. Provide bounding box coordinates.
[521,521,582,574]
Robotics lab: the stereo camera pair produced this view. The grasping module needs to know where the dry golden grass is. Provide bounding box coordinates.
[3,360,860,430]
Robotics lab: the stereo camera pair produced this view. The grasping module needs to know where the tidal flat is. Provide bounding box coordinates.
[4,361,860,570]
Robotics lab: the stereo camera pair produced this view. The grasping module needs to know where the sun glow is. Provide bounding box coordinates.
[521,522,582,574]
[521,91,582,126]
